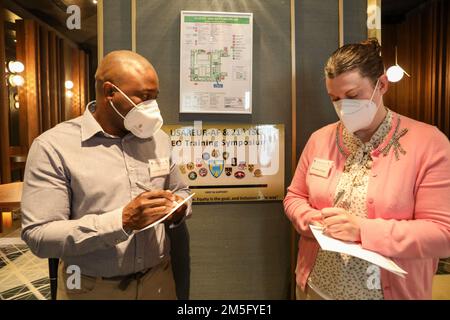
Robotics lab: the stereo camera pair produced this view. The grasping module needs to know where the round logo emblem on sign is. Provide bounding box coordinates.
[234,171,245,179]
[199,168,208,177]
[202,152,210,161]
[187,162,195,171]
[188,171,197,180]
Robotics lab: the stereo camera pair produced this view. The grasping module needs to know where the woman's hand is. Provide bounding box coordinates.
[309,211,325,228]
[321,207,363,242]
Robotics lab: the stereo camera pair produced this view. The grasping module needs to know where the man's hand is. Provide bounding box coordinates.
[122,190,176,232]
[321,207,362,242]
[164,193,188,225]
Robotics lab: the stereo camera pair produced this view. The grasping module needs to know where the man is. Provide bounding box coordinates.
[21,50,192,300]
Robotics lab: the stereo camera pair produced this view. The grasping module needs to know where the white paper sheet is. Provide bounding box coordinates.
[309,225,407,277]
[135,193,195,233]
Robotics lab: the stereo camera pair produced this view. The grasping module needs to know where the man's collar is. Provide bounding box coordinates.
[81,101,151,142]
[81,101,106,142]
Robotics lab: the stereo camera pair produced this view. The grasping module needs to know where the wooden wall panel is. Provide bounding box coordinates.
[79,51,86,114]
[48,31,59,128]
[39,27,51,132]
[2,18,90,183]
[383,0,450,138]
[62,41,71,121]
[446,14,450,135]
[56,39,63,123]
[16,20,40,150]
[71,48,81,120]
[84,50,91,103]
[0,6,11,183]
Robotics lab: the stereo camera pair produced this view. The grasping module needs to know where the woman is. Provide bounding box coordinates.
[284,38,450,300]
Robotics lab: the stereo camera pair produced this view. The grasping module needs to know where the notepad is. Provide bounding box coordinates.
[135,193,195,233]
[309,225,407,277]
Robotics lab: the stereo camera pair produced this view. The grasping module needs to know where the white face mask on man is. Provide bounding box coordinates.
[108,83,163,138]
[333,79,380,133]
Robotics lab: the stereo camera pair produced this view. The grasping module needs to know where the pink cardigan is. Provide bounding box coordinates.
[284,112,450,300]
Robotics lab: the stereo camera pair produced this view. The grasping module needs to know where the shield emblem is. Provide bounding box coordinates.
[209,160,224,178]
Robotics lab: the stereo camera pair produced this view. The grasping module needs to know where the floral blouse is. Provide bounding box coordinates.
[308,110,394,300]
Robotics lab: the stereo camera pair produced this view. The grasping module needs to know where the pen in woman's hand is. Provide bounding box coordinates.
[333,189,345,207]
[321,190,346,233]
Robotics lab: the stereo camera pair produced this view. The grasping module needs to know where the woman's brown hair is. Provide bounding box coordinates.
[324,38,384,86]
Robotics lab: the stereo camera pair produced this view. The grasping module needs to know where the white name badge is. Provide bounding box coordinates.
[309,158,334,178]
[148,157,170,178]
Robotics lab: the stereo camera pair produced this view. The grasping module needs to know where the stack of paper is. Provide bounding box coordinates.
[309,225,407,278]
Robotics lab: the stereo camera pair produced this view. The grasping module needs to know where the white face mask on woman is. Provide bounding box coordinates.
[108,83,163,139]
[333,79,380,133]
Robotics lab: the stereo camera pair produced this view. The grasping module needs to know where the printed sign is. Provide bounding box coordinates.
[162,123,285,202]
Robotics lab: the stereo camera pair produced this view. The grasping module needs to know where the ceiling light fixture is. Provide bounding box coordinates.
[386,46,410,83]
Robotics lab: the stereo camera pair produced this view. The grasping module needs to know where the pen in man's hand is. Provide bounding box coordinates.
[136,181,152,192]
[135,181,179,205]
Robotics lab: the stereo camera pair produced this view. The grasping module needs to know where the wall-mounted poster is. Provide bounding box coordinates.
[179,11,253,114]
[162,124,284,202]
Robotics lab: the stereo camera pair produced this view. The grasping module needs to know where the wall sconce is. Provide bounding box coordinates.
[65,80,74,90]
[386,47,410,83]
[8,61,24,73]
[6,60,25,87]
[13,93,20,109]
[8,74,25,86]
[65,80,74,98]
